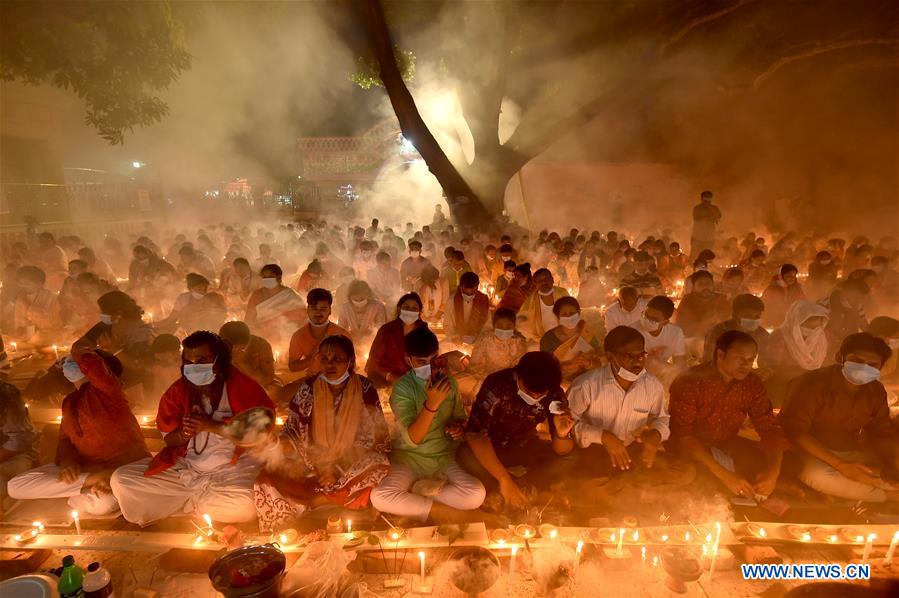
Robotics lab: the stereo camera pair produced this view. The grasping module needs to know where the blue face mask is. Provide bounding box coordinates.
[841,361,880,386]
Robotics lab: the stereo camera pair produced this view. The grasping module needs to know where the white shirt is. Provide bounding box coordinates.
[604,298,647,331]
[187,387,238,472]
[567,365,670,449]
[539,296,558,332]
[635,322,686,361]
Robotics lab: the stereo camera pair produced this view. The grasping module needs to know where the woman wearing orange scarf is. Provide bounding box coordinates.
[540,297,603,381]
[255,335,390,530]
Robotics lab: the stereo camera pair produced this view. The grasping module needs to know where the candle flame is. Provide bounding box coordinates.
[759,528,767,538]
[279,533,287,544]
[32,521,43,529]
[856,535,864,543]
[275,416,285,426]
[867,533,877,541]
[661,534,669,542]
[829,535,837,543]
[705,533,712,543]
[633,530,639,542]
[685,531,691,541]
[71,510,79,520]
[641,547,646,557]
[418,551,425,559]
[801,533,811,542]
[511,545,518,555]
[576,539,584,554]
[610,532,616,542]
[549,529,558,539]
[202,513,212,527]
[497,538,506,546]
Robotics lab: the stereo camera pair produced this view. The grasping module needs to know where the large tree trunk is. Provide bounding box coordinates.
[353,0,495,227]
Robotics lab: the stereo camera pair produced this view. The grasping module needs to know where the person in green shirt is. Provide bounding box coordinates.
[371,328,486,522]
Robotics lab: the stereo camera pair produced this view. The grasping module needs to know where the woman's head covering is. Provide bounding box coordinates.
[779,300,829,371]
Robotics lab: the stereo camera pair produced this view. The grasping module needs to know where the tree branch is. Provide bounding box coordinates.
[723,37,899,91]
[663,0,759,51]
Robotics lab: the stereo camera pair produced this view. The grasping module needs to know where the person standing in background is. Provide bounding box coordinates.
[690,191,722,260]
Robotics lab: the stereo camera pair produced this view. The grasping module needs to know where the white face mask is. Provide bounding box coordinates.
[351,298,368,308]
[399,309,420,325]
[412,364,431,380]
[191,291,205,300]
[501,255,511,262]
[62,357,86,383]
[889,338,899,350]
[99,314,114,326]
[800,325,819,339]
[538,288,554,297]
[494,328,515,341]
[616,364,643,382]
[261,277,278,289]
[641,316,662,333]
[183,362,216,386]
[320,369,350,386]
[461,292,475,302]
[309,319,330,328]
[504,272,514,280]
[559,314,581,329]
[740,318,761,332]
[517,388,540,406]
[841,361,880,386]
[410,251,421,258]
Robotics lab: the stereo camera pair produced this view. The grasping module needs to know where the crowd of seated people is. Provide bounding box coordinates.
[0,212,897,532]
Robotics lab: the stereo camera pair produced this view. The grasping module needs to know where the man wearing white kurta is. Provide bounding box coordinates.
[566,326,670,475]
[110,331,274,526]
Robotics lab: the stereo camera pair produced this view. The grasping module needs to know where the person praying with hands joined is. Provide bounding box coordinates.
[566,326,669,476]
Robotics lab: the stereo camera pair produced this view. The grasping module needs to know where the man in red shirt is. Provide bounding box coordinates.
[111,331,274,526]
[668,330,788,499]
[9,349,149,516]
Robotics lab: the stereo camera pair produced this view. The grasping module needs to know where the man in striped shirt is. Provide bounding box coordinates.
[566,326,670,475]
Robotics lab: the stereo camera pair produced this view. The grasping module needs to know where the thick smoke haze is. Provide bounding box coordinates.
[13,1,897,239]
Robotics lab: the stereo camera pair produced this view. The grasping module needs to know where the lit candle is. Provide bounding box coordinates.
[574,539,584,576]
[72,511,82,535]
[641,547,646,570]
[148,312,154,324]
[203,513,213,529]
[418,551,426,583]
[550,528,558,539]
[660,534,669,542]
[617,528,624,553]
[828,534,838,543]
[52,344,59,360]
[275,416,284,426]
[9,342,16,353]
[759,528,767,538]
[274,350,280,362]
[684,531,691,542]
[862,533,876,563]
[633,530,639,542]
[510,544,518,580]
[884,531,899,563]
[709,522,721,580]
[347,519,352,534]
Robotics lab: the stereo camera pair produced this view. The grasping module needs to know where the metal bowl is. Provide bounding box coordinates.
[209,543,286,598]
